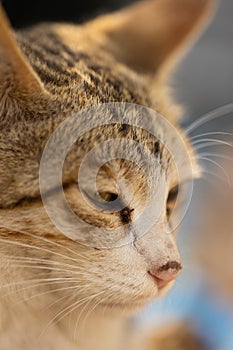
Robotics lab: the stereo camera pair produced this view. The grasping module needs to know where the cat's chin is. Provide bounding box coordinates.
[99,293,161,315]
[98,282,175,316]
[99,299,151,316]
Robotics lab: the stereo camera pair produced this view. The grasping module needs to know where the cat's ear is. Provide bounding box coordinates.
[92,0,216,78]
[0,5,47,114]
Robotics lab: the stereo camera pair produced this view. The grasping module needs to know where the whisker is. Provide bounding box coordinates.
[1,279,88,304]
[14,285,85,306]
[197,157,231,186]
[198,169,228,184]
[1,277,82,294]
[73,295,98,341]
[38,290,105,342]
[59,290,105,328]
[5,255,84,270]
[0,226,95,260]
[197,152,233,163]
[35,296,79,346]
[43,292,76,313]
[187,155,230,184]
[187,153,232,184]
[194,141,233,152]
[186,103,233,135]
[191,131,233,141]
[0,238,85,265]
[192,138,233,148]
[5,261,87,276]
[77,293,108,339]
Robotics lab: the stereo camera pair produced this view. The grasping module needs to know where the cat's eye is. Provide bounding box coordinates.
[99,192,118,202]
[167,185,179,203]
[82,189,122,212]
[166,185,179,218]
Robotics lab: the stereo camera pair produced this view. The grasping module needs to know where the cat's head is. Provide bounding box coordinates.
[0,0,215,314]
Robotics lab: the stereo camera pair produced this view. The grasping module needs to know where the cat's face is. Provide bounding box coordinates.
[0,0,214,314]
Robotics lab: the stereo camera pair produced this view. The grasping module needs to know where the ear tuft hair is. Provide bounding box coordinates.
[0,4,47,116]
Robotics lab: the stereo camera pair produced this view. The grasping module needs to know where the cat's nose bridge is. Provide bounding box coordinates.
[133,227,181,273]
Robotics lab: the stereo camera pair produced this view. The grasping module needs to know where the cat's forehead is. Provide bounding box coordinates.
[47,103,194,192]
[14,25,193,181]
[16,24,151,112]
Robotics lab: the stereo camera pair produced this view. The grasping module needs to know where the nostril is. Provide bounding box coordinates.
[158,261,182,273]
[148,261,182,289]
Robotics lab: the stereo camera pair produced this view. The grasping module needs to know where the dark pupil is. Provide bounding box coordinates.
[167,185,179,203]
[99,192,118,202]
[166,185,179,218]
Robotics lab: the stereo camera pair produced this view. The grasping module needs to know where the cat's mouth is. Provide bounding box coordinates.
[99,282,174,311]
[148,271,177,292]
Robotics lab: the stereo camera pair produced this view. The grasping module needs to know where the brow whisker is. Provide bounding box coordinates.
[192,138,233,148]
[198,169,228,184]
[197,152,233,162]
[190,131,233,141]
[197,157,231,186]
[186,103,233,135]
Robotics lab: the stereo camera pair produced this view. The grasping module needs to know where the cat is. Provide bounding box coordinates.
[0,0,215,349]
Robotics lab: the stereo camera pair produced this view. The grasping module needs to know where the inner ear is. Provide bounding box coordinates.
[0,5,47,116]
[89,0,216,76]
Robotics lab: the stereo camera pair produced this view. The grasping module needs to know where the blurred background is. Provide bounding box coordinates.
[3,1,233,349]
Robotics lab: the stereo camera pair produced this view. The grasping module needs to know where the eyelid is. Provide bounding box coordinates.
[82,190,124,212]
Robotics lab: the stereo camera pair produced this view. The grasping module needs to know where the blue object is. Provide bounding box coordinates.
[139,270,233,350]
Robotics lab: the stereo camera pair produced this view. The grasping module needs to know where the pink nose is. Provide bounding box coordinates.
[148,261,182,289]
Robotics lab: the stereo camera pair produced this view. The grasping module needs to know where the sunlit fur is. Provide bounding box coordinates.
[0,0,215,349]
